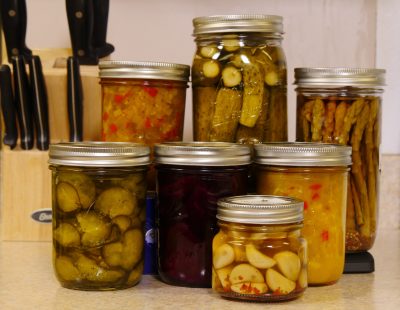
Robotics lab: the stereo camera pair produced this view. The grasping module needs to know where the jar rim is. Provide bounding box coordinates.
[98,60,190,82]
[48,142,151,167]
[254,142,352,166]
[217,195,304,225]
[294,67,386,87]
[192,14,284,36]
[154,142,251,166]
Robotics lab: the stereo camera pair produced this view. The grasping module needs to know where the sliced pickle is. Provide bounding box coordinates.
[112,174,147,200]
[54,223,80,247]
[76,212,111,247]
[56,182,81,213]
[126,260,144,286]
[112,216,131,233]
[95,187,137,218]
[76,254,124,282]
[58,172,95,209]
[55,255,80,281]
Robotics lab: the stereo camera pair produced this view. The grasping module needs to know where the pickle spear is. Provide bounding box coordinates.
[193,87,217,141]
[239,61,264,128]
[209,88,242,142]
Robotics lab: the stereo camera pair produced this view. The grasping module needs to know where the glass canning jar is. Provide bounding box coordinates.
[154,142,251,287]
[48,142,150,290]
[192,15,287,144]
[294,68,385,252]
[213,195,307,302]
[254,143,352,285]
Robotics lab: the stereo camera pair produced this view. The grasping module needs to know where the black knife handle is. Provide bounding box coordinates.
[0,65,18,149]
[65,0,98,65]
[67,56,83,142]
[0,0,32,62]
[92,0,114,58]
[12,56,34,150]
[28,56,50,151]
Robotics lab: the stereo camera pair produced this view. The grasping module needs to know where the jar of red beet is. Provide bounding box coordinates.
[154,142,251,287]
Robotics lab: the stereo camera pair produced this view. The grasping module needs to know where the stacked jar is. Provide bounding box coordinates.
[294,68,385,252]
[49,142,150,290]
[154,142,251,287]
[254,143,352,285]
[192,15,288,143]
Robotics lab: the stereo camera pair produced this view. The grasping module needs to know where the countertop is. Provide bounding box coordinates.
[0,229,399,310]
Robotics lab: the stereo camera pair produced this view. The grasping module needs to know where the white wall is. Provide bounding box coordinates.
[25,0,399,154]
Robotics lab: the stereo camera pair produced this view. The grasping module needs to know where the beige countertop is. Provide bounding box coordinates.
[0,229,399,310]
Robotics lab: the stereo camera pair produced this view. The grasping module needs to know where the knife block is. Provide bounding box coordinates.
[0,50,102,241]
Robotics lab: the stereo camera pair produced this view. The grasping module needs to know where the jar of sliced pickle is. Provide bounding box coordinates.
[213,195,307,301]
[49,142,150,290]
[254,143,352,285]
[192,15,287,143]
[294,68,385,252]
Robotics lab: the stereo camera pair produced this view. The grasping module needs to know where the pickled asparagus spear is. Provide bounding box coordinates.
[301,100,314,142]
[193,87,217,141]
[333,101,348,142]
[239,62,264,127]
[346,178,356,232]
[350,104,370,151]
[365,97,379,232]
[350,176,364,226]
[209,88,243,141]
[338,98,365,145]
[311,98,325,141]
[322,100,337,142]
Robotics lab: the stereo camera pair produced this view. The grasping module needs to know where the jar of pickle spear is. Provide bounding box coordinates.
[49,142,150,290]
[294,68,385,252]
[192,15,287,144]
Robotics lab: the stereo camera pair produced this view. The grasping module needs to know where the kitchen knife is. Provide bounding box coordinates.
[67,56,83,142]
[65,0,98,65]
[0,0,32,62]
[12,56,34,150]
[0,65,18,149]
[28,55,50,151]
[92,0,114,58]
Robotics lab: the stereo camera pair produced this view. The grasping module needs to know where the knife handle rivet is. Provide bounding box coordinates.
[75,11,83,19]
[77,50,85,56]
[8,10,16,17]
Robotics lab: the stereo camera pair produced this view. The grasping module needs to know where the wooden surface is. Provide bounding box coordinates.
[0,48,102,241]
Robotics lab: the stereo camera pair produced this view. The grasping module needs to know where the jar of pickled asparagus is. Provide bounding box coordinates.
[154,142,251,287]
[213,195,307,301]
[294,68,385,252]
[254,143,352,285]
[49,142,150,290]
[192,15,287,143]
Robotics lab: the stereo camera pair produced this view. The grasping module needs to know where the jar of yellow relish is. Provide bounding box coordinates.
[213,195,307,301]
[254,143,352,285]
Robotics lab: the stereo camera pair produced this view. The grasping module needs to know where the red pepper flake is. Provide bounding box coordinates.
[253,287,261,295]
[321,230,329,241]
[304,201,309,211]
[144,86,158,97]
[273,288,282,295]
[109,123,118,133]
[312,193,320,201]
[144,117,152,129]
[114,94,124,104]
[102,112,109,121]
[310,183,322,191]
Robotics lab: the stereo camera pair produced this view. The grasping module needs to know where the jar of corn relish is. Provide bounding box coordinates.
[213,195,307,301]
[254,143,352,285]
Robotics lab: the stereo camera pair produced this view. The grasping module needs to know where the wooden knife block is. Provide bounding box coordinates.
[0,49,102,241]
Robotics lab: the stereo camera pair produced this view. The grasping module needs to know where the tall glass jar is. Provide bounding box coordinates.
[154,142,251,287]
[213,195,307,302]
[254,143,352,285]
[294,68,385,252]
[49,142,150,290]
[192,15,287,143]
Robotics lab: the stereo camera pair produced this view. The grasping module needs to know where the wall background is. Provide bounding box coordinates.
[24,0,398,153]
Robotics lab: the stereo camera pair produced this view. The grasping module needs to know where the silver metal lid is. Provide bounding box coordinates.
[217,195,304,225]
[193,15,284,35]
[154,142,251,166]
[49,142,150,167]
[254,142,352,166]
[99,61,190,82]
[294,67,386,87]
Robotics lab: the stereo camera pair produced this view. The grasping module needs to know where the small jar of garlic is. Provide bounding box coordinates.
[213,195,307,302]
[192,15,288,144]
